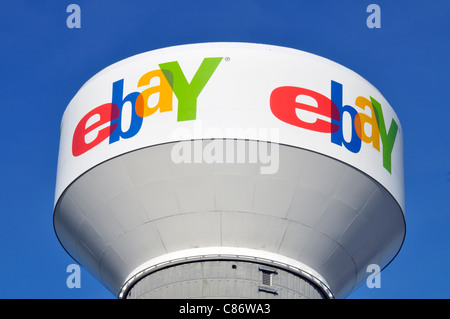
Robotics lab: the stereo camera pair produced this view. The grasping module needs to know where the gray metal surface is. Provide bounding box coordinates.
[126,260,325,299]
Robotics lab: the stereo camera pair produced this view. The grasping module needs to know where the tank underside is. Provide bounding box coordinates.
[53,139,405,298]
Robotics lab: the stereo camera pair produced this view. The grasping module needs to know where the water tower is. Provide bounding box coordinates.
[54,43,405,299]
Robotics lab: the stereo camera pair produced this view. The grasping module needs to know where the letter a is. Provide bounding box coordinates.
[66,4,81,29]
[366,4,381,29]
[366,264,381,288]
[66,264,81,288]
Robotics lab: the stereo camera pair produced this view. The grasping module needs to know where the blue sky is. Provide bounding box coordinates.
[0,0,448,299]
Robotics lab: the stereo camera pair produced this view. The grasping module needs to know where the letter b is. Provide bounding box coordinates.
[109,79,144,144]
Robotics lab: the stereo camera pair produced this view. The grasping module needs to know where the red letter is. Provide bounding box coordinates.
[270,86,340,133]
[72,103,119,156]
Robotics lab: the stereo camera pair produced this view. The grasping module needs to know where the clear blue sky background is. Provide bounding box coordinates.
[0,0,448,299]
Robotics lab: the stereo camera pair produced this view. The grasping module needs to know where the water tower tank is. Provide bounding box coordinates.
[53,43,405,299]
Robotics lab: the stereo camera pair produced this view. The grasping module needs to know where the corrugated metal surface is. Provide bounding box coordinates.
[127,260,325,299]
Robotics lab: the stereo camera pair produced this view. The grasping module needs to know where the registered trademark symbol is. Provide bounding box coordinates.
[225,57,230,62]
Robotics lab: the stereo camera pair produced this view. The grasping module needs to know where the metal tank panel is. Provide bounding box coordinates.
[125,260,326,299]
[54,43,405,299]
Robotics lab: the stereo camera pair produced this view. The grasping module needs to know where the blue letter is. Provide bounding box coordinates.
[109,79,143,144]
[330,81,361,153]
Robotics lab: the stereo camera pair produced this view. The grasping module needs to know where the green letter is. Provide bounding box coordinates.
[159,57,223,121]
[370,97,398,173]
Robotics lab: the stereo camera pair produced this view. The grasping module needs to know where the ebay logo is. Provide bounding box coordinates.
[72,57,398,175]
[72,57,223,156]
[270,81,398,173]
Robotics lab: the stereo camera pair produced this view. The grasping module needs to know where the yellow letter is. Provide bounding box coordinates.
[355,96,380,151]
[135,69,173,118]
